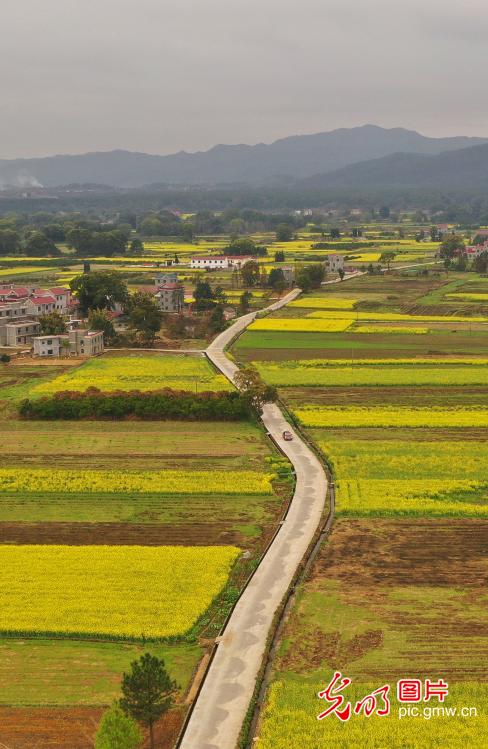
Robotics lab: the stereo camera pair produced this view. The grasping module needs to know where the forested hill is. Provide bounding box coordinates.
[299,142,488,191]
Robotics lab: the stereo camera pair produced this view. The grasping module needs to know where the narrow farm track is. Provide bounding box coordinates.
[178,287,329,749]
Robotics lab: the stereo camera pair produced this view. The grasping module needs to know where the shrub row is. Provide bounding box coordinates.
[19,388,249,421]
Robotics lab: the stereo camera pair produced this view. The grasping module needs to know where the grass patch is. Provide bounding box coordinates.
[0,639,202,706]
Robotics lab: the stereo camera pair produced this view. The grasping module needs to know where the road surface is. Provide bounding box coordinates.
[178,288,328,749]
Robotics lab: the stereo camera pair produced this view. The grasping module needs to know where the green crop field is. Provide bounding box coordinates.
[255,359,488,386]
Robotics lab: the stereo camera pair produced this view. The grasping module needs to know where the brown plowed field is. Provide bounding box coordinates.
[0,706,184,749]
[280,519,488,681]
[0,521,252,547]
[315,518,488,587]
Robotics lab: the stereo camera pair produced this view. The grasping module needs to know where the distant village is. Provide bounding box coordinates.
[0,250,332,356]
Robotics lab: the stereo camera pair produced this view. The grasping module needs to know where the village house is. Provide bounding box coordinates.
[155,272,178,286]
[0,285,71,313]
[46,287,71,313]
[0,299,40,346]
[190,256,230,269]
[26,295,57,317]
[33,329,104,358]
[0,285,31,303]
[226,256,254,269]
[190,255,254,270]
[464,243,488,259]
[325,253,345,272]
[281,266,296,285]
[0,319,40,346]
[155,281,185,313]
[0,299,29,320]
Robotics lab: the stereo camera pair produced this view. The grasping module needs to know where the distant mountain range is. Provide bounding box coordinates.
[298,142,488,191]
[1,125,487,190]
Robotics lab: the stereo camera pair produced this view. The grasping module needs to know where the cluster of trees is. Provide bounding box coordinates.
[0,228,61,257]
[267,268,287,291]
[234,365,277,413]
[437,234,488,273]
[296,263,325,291]
[473,251,488,273]
[19,389,249,420]
[191,281,227,334]
[0,214,134,258]
[95,654,175,749]
[138,211,193,239]
[69,272,163,344]
[222,237,267,257]
[66,227,130,256]
[38,311,67,335]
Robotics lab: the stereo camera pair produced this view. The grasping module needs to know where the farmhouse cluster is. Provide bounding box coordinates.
[0,283,103,356]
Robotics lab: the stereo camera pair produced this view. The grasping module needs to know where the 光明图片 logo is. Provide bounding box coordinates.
[317,672,477,721]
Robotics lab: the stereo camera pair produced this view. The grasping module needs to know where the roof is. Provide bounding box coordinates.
[139,285,159,293]
[29,296,56,305]
[157,282,182,290]
[49,287,70,295]
[0,286,29,294]
[0,288,29,299]
[191,256,227,261]
[5,319,39,328]
[33,334,68,340]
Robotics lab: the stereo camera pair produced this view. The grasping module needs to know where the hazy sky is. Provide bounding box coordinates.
[1,0,487,159]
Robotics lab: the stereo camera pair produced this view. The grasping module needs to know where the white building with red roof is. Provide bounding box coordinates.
[190,256,230,269]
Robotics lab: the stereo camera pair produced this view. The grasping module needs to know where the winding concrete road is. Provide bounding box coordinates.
[178,288,328,749]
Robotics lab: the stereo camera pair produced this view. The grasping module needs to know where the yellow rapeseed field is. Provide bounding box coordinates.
[33,355,231,395]
[248,318,353,333]
[294,406,487,428]
[0,468,273,495]
[349,252,382,262]
[337,478,488,516]
[446,293,488,301]
[0,545,239,638]
[288,297,358,310]
[257,680,487,748]
[307,310,488,322]
[0,266,56,277]
[355,325,428,334]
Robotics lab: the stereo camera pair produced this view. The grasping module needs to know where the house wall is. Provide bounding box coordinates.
[33,337,64,357]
